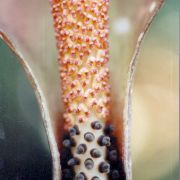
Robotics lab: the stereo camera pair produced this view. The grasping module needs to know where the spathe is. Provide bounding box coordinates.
[0,0,165,179]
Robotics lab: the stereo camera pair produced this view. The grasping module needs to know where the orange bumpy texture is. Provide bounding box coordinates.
[51,0,110,129]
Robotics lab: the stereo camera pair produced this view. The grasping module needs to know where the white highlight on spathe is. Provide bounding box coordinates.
[149,1,156,13]
[113,17,131,35]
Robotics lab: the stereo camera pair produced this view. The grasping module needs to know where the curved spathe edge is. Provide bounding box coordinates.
[0,31,61,180]
[123,1,164,180]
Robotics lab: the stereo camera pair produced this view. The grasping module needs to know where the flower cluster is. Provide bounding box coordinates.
[50,0,122,179]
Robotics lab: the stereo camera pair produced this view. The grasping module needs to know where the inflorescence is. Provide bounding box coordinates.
[50,0,125,179]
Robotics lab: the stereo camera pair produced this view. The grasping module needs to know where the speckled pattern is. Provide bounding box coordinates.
[50,0,110,127]
[50,0,124,179]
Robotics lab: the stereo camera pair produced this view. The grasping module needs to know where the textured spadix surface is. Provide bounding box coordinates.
[0,0,177,180]
[50,1,117,179]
